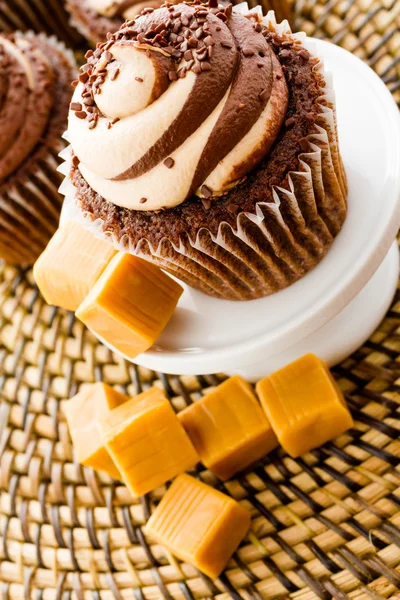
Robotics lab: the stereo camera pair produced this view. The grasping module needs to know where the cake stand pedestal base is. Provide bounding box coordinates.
[230,242,399,381]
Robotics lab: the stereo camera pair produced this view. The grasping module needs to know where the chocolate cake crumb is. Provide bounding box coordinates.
[298,49,309,60]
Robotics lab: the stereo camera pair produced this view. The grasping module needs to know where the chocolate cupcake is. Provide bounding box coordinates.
[0,32,77,265]
[0,1,82,46]
[65,0,181,45]
[63,1,347,300]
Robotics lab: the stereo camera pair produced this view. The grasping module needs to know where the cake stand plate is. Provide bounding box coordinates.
[62,39,400,381]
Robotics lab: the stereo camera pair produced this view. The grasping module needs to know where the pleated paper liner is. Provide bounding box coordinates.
[0,32,77,266]
[0,257,400,599]
[60,6,347,301]
[0,0,84,45]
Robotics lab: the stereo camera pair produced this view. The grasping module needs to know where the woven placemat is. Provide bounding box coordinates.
[293,0,400,107]
[1,1,400,598]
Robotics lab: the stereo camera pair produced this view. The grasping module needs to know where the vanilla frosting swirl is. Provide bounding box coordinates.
[69,2,288,211]
[0,34,55,183]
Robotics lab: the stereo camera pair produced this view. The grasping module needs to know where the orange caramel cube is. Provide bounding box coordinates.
[145,474,251,579]
[179,375,278,480]
[33,220,117,311]
[63,382,128,479]
[76,252,183,359]
[97,387,199,497]
[256,354,353,457]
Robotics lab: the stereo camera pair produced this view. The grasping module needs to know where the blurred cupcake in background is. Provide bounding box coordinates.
[0,32,77,265]
[0,0,83,46]
[65,0,181,45]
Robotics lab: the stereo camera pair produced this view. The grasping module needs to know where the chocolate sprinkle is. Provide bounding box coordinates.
[135,76,144,82]
[279,48,291,58]
[298,49,310,60]
[164,157,175,168]
[140,197,148,204]
[201,185,212,198]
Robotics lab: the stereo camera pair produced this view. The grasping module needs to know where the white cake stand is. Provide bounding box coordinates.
[62,39,400,382]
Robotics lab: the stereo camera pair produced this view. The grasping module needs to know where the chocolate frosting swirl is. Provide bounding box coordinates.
[68,1,288,211]
[0,34,55,183]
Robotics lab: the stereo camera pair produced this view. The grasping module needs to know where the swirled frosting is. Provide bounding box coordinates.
[0,34,55,183]
[69,1,288,211]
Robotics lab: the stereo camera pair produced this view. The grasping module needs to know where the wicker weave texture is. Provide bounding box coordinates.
[0,260,400,600]
[293,0,400,106]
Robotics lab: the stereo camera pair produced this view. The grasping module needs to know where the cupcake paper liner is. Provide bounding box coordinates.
[0,33,77,266]
[0,0,82,46]
[60,5,347,301]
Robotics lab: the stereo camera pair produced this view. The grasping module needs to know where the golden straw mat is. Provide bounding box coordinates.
[0,0,400,598]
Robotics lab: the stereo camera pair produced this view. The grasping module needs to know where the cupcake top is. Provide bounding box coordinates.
[0,34,58,183]
[68,0,289,211]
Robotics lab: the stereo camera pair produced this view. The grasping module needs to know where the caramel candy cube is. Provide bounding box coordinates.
[145,474,251,579]
[256,354,353,457]
[63,382,128,479]
[76,253,183,360]
[33,220,117,311]
[179,375,278,480]
[97,387,199,497]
